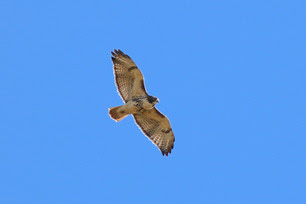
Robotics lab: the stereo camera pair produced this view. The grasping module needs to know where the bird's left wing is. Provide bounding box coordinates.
[132,108,175,156]
[111,49,148,102]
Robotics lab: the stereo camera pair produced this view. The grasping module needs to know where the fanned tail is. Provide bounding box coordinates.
[108,105,129,122]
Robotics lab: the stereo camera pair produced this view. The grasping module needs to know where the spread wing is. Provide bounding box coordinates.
[111,49,148,103]
[133,108,175,156]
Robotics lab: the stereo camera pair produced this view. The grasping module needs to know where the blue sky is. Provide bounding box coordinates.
[1,1,306,203]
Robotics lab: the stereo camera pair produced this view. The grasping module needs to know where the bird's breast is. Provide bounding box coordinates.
[129,97,155,112]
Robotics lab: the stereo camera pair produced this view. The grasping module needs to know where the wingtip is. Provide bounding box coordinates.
[161,145,174,157]
[161,151,170,157]
[114,49,120,54]
[112,49,125,55]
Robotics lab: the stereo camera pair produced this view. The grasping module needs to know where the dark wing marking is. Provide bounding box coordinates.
[111,49,148,102]
[132,108,175,156]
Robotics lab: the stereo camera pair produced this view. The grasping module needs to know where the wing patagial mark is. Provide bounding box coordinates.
[128,66,138,71]
[161,128,172,134]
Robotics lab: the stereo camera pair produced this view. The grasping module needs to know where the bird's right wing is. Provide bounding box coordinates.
[111,49,148,102]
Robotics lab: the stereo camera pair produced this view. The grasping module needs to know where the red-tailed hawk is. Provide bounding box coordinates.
[109,49,175,156]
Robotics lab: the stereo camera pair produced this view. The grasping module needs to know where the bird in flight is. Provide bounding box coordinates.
[109,49,175,156]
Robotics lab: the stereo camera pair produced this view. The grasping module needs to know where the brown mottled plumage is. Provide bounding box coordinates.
[109,49,175,156]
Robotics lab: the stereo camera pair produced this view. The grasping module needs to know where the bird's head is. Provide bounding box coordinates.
[147,95,159,105]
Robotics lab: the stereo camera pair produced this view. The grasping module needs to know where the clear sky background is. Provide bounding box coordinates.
[1,1,306,203]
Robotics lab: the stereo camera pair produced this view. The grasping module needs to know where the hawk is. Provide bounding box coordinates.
[109,49,175,156]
